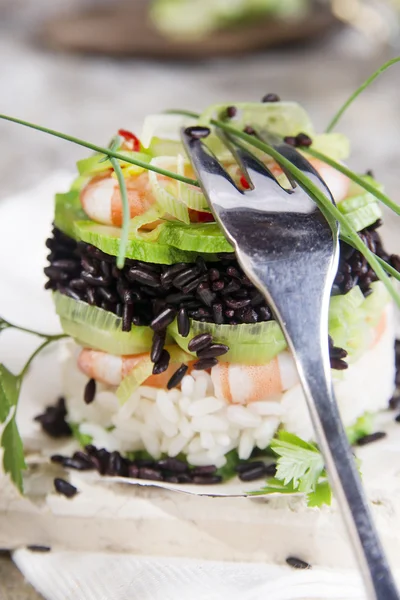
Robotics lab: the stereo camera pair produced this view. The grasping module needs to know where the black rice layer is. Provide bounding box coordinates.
[44,222,397,372]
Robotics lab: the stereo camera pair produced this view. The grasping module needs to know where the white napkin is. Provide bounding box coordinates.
[13,550,368,600]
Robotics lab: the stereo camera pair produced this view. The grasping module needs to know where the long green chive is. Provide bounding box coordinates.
[110,157,129,269]
[211,120,400,308]
[303,146,400,216]
[166,109,200,119]
[326,57,400,133]
[0,114,198,186]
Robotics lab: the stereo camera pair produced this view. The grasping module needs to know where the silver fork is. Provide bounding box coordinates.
[181,127,399,600]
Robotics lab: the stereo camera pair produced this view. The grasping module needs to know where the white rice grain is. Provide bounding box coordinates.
[156,391,179,423]
[168,434,188,457]
[238,430,254,460]
[181,375,195,398]
[200,430,216,450]
[227,405,262,428]
[187,397,225,417]
[191,415,229,432]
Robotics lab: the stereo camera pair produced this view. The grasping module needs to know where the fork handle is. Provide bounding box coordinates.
[272,289,399,600]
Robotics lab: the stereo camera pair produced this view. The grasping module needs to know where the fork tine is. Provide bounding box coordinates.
[258,132,335,203]
[181,128,240,202]
[217,129,291,194]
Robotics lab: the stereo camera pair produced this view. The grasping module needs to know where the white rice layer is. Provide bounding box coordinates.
[60,306,395,468]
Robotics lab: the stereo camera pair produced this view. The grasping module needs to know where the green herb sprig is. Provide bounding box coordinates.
[249,432,331,507]
[0,317,66,491]
[326,57,400,133]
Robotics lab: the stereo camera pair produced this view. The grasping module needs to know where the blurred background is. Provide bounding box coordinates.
[0,0,400,203]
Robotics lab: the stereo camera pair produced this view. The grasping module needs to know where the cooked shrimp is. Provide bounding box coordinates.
[77,348,177,388]
[80,171,156,227]
[211,351,299,404]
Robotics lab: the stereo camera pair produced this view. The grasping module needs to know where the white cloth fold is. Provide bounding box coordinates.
[13,550,368,600]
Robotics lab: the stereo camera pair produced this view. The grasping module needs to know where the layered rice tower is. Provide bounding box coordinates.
[44,103,396,480]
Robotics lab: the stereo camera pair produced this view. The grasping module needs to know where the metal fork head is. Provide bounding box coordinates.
[181,126,339,290]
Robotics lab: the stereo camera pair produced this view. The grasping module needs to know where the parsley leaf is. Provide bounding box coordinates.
[0,365,26,492]
[0,364,20,423]
[1,413,26,493]
[271,431,325,494]
[0,320,66,494]
[307,479,332,507]
[248,432,332,507]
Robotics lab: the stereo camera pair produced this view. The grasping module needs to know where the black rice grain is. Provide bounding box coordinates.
[128,464,139,478]
[54,478,78,498]
[177,473,194,483]
[395,414,400,423]
[235,461,265,474]
[127,267,160,287]
[139,467,164,481]
[193,357,218,370]
[286,557,311,570]
[238,464,268,481]
[330,357,348,371]
[262,93,280,102]
[27,545,51,553]
[192,475,222,484]
[151,331,166,363]
[50,454,66,464]
[107,451,123,476]
[62,457,94,471]
[35,397,72,438]
[152,349,170,375]
[191,465,217,475]
[122,303,134,332]
[389,395,400,410]
[356,432,386,446]
[196,344,229,359]
[225,297,251,310]
[167,364,189,389]
[177,307,190,337]
[212,303,224,324]
[84,378,96,405]
[173,266,201,289]
[157,458,188,472]
[188,333,212,353]
[150,307,177,332]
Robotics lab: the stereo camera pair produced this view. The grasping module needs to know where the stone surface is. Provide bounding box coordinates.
[0,553,42,600]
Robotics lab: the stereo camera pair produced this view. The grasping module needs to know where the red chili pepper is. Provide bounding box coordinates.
[240,175,250,190]
[189,209,215,223]
[118,129,141,152]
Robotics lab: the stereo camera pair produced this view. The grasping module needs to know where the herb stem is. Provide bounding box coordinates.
[304,147,400,216]
[0,114,198,187]
[110,157,129,269]
[165,109,200,119]
[326,57,400,133]
[0,317,66,340]
[19,336,64,379]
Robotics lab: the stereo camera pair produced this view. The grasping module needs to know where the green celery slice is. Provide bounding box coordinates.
[74,220,216,264]
[54,292,154,355]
